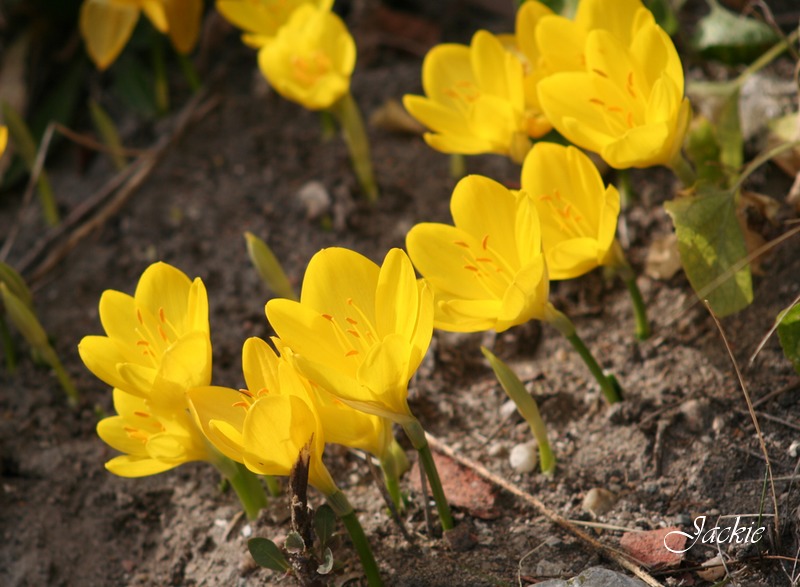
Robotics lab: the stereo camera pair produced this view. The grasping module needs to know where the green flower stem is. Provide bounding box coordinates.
[214,458,269,520]
[319,110,337,142]
[151,36,169,114]
[449,153,466,179]
[263,474,282,497]
[329,92,379,202]
[326,490,383,587]
[0,316,17,373]
[609,241,650,341]
[401,418,454,531]
[545,305,623,404]
[668,151,696,188]
[42,347,80,407]
[177,53,201,93]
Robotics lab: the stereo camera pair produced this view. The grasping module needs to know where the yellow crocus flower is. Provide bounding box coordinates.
[97,387,212,476]
[256,4,355,111]
[0,125,7,156]
[266,247,433,424]
[189,336,393,467]
[403,30,535,164]
[78,262,211,410]
[520,142,620,280]
[216,0,333,48]
[80,0,202,70]
[406,175,549,333]
[535,0,691,168]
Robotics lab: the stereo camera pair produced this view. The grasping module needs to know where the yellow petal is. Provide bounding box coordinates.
[408,280,434,376]
[116,361,158,396]
[78,335,134,391]
[134,262,195,333]
[451,175,521,267]
[146,431,194,462]
[575,0,646,46]
[299,248,379,328]
[105,454,176,477]
[374,249,418,342]
[515,0,553,64]
[421,43,474,111]
[242,337,281,394]
[141,0,167,32]
[162,0,203,54]
[497,256,548,329]
[80,0,139,70]
[535,15,586,73]
[406,223,502,300]
[97,289,140,347]
[188,386,248,462]
[545,238,604,280]
[600,121,670,168]
[402,95,470,138]
[158,330,212,391]
[97,414,149,456]
[471,30,523,107]
[0,126,8,156]
[267,299,359,379]
[437,298,503,331]
[355,334,412,418]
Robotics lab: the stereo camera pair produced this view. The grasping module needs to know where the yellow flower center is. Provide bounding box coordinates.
[453,234,513,298]
[320,298,378,360]
[291,51,332,86]
[537,188,591,239]
[134,306,180,366]
[123,410,165,444]
[588,67,645,135]
[442,79,481,107]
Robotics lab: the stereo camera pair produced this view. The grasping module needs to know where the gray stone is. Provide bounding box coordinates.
[533,566,648,587]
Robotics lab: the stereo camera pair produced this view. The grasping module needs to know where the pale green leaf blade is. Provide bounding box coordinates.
[777,304,800,375]
[248,537,290,572]
[664,188,753,317]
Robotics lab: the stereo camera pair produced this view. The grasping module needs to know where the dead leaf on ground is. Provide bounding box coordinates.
[410,451,500,520]
[645,233,683,280]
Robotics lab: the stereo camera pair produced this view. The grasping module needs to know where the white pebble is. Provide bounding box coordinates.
[297,180,331,220]
[500,399,518,419]
[789,440,800,458]
[509,442,538,473]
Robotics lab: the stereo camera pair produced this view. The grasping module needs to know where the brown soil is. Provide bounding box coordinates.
[2,4,800,587]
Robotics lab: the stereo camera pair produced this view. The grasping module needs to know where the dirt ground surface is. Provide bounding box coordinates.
[2,2,800,586]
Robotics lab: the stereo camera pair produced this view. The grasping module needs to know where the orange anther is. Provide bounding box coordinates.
[454,241,470,248]
[482,235,489,250]
[133,411,150,418]
[346,349,359,357]
[464,265,479,272]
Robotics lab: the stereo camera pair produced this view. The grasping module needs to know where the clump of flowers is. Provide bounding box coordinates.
[534,0,691,170]
[78,262,267,518]
[406,174,622,404]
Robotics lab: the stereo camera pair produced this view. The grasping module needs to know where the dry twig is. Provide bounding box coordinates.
[424,433,664,587]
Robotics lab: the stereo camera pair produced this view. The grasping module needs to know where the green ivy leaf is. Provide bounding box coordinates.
[248,537,290,573]
[692,0,779,64]
[313,503,337,551]
[777,304,800,375]
[664,188,753,317]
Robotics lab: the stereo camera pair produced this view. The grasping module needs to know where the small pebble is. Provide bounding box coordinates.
[500,399,518,419]
[789,440,800,458]
[297,180,331,220]
[582,488,616,517]
[509,441,538,473]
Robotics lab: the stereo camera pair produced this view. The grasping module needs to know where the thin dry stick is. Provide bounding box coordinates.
[0,122,58,261]
[364,456,414,543]
[748,290,800,366]
[753,381,800,409]
[22,92,219,284]
[704,301,780,542]
[424,433,663,587]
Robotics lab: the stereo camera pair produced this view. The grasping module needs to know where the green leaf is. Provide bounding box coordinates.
[248,537,290,572]
[244,231,298,301]
[716,85,743,172]
[644,0,678,36]
[685,116,727,187]
[112,56,159,117]
[777,304,800,375]
[284,531,305,554]
[664,188,753,317]
[480,347,555,475]
[317,547,334,575]
[1,101,59,225]
[0,262,32,310]
[314,503,337,550]
[692,0,779,64]
[527,0,578,18]
[89,99,127,170]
